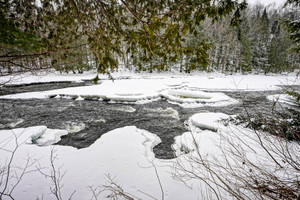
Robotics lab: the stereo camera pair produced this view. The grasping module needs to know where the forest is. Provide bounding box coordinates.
[0,0,299,76]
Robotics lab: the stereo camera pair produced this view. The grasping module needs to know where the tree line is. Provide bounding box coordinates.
[0,0,299,75]
[204,3,300,74]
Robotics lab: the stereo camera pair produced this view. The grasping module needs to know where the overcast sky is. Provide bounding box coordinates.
[246,0,286,6]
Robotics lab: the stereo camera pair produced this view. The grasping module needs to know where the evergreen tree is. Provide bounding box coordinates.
[0,0,247,75]
[1,0,298,75]
[238,13,251,72]
[249,7,272,73]
[282,14,300,53]
[267,37,290,73]
[283,0,300,102]
[284,0,300,50]
[240,32,251,72]
[271,20,280,36]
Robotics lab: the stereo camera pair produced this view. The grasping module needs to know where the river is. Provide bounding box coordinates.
[0,81,295,159]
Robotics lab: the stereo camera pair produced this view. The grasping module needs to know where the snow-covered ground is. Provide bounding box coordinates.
[1,71,298,90]
[0,126,199,200]
[0,113,298,200]
[0,72,299,199]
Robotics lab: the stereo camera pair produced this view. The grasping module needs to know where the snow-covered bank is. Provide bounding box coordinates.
[1,71,298,91]
[0,126,199,200]
[1,112,298,200]
[172,113,299,199]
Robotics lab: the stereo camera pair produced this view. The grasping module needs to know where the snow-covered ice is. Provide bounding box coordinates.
[1,72,298,107]
[0,126,68,148]
[29,126,68,146]
[172,112,230,156]
[0,79,165,104]
[190,112,229,132]
[161,88,237,108]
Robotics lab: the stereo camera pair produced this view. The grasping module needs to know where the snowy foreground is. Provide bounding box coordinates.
[0,115,298,200]
[0,72,299,199]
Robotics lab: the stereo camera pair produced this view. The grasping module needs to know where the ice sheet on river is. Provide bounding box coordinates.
[0,78,238,107]
[190,112,229,132]
[1,73,297,105]
[0,79,164,104]
[160,89,238,108]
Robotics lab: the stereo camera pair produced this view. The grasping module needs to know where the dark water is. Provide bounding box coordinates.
[0,82,297,159]
[0,81,93,96]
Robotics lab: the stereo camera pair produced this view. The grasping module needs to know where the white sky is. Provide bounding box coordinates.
[246,0,286,6]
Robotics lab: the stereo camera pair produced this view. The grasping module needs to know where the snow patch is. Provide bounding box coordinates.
[172,112,300,199]
[30,128,68,146]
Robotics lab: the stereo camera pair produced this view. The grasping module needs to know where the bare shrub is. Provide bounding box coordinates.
[172,100,300,199]
[0,130,38,200]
